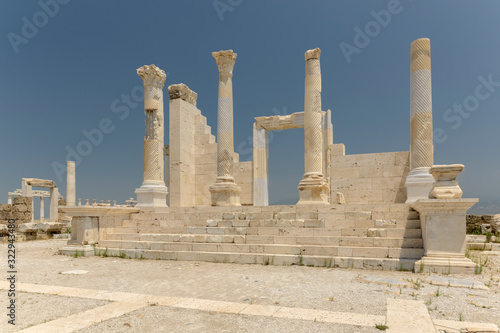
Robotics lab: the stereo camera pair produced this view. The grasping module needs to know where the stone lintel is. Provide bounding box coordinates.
[255,111,327,131]
[167,83,198,106]
[24,178,57,188]
[59,206,140,217]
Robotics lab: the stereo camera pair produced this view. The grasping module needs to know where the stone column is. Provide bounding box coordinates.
[39,196,44,222]
[66,161,76,206]
[253,123,269,206]
[135,64,169,207]
[405,38,435,203]
[7,195,12,205]
[209,50,241,206]
[49,187,58,222]
[297,48,328,205]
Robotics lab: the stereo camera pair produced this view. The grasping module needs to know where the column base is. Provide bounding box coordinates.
[209,180,241,206]
[414,256,477,274]
[135,182,168,207]
[405,167,434,203]
[297,174,329,205]
[60,245,94,257]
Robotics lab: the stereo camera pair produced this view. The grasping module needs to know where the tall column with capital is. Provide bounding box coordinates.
[135,64,169,207]
[297,48,329,205]
[66,161,76,206]
[209,50,241,206]
[405,38,435,203]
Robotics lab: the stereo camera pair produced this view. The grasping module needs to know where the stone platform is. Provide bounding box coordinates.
[95,203,424,271]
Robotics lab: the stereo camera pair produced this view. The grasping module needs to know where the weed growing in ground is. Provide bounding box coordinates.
[375,324,388,330]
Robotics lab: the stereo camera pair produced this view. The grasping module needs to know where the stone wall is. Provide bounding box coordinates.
[0,196,32,226]
[467,214,500,235]
[169,97,253,207]
[330,144,410,204]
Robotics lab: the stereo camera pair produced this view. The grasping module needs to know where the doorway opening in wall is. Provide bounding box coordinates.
[268,128,304,205]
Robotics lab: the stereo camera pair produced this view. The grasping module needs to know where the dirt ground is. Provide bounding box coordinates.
[1,239,499,332]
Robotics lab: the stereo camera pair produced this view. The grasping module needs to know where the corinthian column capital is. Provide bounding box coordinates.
[212,50,237,77]
[137,64,166,88]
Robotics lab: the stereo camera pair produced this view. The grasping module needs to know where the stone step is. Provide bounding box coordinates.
[122,218,420,230]
[187,227,248,235]
[106,233,423,248]
[341,228,422,238]
[94,247,418,270]
[127,204,417,220]
[98,240,424,259]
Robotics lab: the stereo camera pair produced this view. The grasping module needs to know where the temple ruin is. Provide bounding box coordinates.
[54,38,477,273]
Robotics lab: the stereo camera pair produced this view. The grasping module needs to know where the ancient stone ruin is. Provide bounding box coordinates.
[53,38,479,273]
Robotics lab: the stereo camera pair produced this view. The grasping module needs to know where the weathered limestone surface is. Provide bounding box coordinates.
[25,178,57,188]
[253,110,332,206]
[330,147,410,204]
[429,164,464,199]
[298,48,329,205]
[66,161,76,206]
[0,196,32,226]
[168,83,253,207]
[406,38,435,203]
[168,83,198,106]
[413,199,478,273]
[209,50,241,206]
[135,64,169,207]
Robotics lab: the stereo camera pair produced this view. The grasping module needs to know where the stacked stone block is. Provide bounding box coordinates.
[330,144,410,204]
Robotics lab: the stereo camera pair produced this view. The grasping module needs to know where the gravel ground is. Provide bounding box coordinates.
[76,307,381,333]
[0,292,109,332]
[1,239,499,332]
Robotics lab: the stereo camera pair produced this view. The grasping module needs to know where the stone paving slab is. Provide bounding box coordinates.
[386,299,436,333]
[359,274,411,287]
[434,319,499,332]
[425,276,489,290]
[2,281,498,333]
[18,298,150,333]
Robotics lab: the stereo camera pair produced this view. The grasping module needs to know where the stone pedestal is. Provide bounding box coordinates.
[412,199,479,274]
[135,64,168,207]
[405,167,435,204]
[406,38,434,203]
[297,48,328,205]
[209,50,241,206]
[135,182,169,207]
[429,164,464,199]
[209,181,241,207]
[60,216,99,257]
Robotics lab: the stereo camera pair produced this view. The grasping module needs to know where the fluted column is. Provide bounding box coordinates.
[135,64,169,207]
[405,38,435,203]
[297,48,328,205]
[209,50,241,206]
[66,161,76,206]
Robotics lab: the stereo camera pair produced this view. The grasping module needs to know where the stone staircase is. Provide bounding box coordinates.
[97,204,423,271]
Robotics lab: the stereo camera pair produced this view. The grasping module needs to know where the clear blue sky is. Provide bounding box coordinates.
[1,0,499,207]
